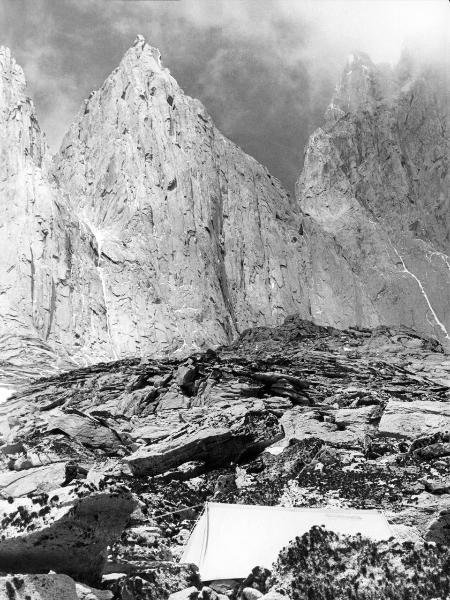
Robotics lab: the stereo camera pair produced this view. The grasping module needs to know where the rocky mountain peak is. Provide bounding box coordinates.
[0,41,449,379]
[298,51,450,345]
[124,34,165,75]
[327,50,389,116]
[50,39,310,361]
[0,46,26,90]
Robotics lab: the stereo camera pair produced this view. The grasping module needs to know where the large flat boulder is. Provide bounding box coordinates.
[280,406,376,447]
[378,400,450,438]
[0,486,136,585]
[0,463,67,498]
[125,411,283,476]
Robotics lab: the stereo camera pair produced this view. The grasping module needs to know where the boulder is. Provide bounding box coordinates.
[157,389,190,411]
[242,588,263,599]
[378,400,450,438]
[0,574,78,600]
[0,487,136,585]
[280,406,375,447]
[103,562,200,600]
[126,412,282,476]
[0,462,67,498]
[200,586,219,600]
[75,582,113,600]
[168,588,200,600]
[176,364,198,390]
[425,507,450,545]
[46,412,122,451]
[414,442,450,459]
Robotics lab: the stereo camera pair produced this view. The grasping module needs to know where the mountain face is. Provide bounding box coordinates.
[0,37,310,374]
[0,47,112,376]
[51,36,310,360]
[0,40,449,377]
[298,52,450,346]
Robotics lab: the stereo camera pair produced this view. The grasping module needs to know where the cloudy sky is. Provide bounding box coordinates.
[1,0,448,191]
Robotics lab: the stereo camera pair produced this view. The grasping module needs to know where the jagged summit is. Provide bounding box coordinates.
[125,32,164,70]
[49,38,310,362]
[0,45,24,77]
[0,43,449,378]
[345,50,374,70]
[0,46,27,104]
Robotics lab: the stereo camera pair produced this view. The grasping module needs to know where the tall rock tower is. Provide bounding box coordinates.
[52,35,310,358]
[0,47,113,376]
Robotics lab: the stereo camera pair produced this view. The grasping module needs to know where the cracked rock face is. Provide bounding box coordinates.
[51,36,310,360]
[0,39,310,375]
[298,51,450,346]
[0,47,116,379]
[1,41,449,377]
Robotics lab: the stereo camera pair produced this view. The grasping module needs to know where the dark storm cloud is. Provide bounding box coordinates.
[1,0,448,192]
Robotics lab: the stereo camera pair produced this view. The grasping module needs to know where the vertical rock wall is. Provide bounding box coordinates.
[298,52,450,345]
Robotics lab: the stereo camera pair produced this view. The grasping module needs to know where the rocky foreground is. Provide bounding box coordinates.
[0,317,449,598]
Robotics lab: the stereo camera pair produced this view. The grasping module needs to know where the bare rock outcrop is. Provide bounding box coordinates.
[266,527,450,600]
[297,52,450,345]
[0,486,136,585]
[379,399,450,438]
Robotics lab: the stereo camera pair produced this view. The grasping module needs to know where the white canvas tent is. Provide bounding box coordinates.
[181,502,393,581]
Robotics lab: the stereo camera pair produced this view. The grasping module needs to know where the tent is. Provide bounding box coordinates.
[181,502,393,581]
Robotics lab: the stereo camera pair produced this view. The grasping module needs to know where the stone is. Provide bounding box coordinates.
[176,364,198,389]
[75,582,113,600]
[414,442,450,460]
[105,563,200,600]
[297,51,450,345]
[260,593,287,600]
[0,462,67,498]
[269,527,450,599]
[200,586,219,600]
[168,587,200,600]
[424,478,450,494]
[378,400,450,438]
[0,487,136,586]
[157,389,190,411]
[125,411,283,476]
[280,406,376,447]
[242,588,263,600]
[0,574,78,600]
[46,412,122,451]
[425,508,450,545]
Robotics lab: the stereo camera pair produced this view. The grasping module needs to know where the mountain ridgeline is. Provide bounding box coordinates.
[0,38,448,376]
